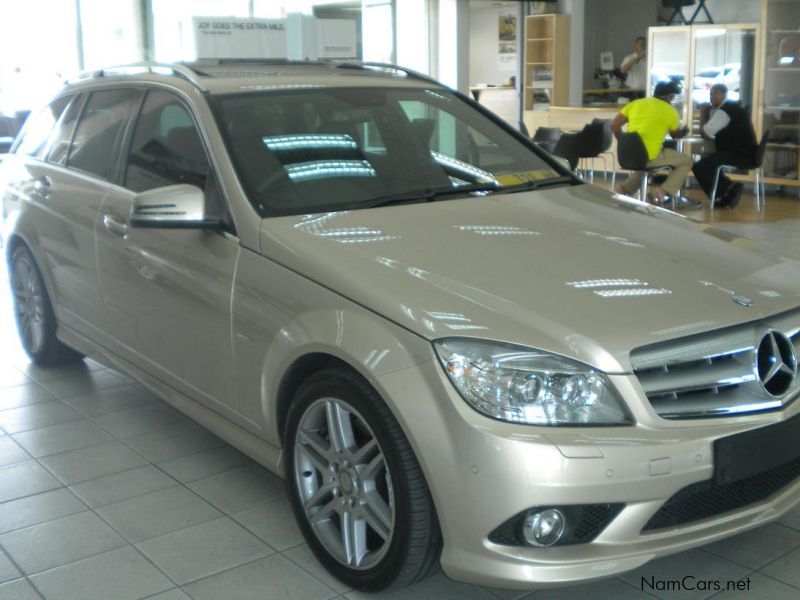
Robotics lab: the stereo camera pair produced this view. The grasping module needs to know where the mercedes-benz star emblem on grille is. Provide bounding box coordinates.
[756,331,797,397]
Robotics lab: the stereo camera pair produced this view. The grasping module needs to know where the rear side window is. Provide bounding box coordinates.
[43,95,84,166]
[68,89,139,180]
[124,90,209,192]
[16,96,71,158]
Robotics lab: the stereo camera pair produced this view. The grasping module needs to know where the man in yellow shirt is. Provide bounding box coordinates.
[611,81,691,204]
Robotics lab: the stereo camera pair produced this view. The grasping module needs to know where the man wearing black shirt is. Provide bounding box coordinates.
[693,83,757,208]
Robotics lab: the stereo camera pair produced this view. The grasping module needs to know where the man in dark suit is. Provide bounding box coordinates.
[693,83,757,209]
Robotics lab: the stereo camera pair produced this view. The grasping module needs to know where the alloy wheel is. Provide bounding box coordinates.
[11,253,46,354]
[293,397,395,570]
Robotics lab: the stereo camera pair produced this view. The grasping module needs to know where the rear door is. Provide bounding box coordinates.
[2,91,140,341]
[45,88,141,338]
[96,88,241,419]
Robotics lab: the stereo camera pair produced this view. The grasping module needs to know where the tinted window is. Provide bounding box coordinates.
[16,96,71,158]
[43,95,83,166]
[125,90,208,192]
[68,89,139,179]
[215,87,560,217]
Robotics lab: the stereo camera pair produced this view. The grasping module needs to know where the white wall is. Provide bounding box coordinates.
[468,6,518,85]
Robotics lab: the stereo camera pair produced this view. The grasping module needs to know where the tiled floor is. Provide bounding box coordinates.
[0,193,800,599]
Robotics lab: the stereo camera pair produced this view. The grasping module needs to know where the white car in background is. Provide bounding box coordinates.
[693,63,741,105]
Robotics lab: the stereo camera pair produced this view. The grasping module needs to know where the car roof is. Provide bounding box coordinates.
[64,60,439,96]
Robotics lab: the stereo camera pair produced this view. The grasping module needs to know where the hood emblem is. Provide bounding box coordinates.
[756,331,797,397]
[732,294,754,307]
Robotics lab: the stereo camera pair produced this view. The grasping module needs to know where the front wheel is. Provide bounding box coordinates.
[284,367,441,592]
[9,245,83,365]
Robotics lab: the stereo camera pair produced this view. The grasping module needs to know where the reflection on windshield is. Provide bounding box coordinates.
[215,86,566,217]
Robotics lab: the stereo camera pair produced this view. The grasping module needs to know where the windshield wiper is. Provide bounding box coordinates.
[353,182,501,209]
[491,175,575,195]
[352,175,576,210]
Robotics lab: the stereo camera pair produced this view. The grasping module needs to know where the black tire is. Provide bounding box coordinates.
[284,367,441,592]
[8,245,84,366]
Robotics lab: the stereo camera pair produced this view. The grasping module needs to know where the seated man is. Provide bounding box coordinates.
[611,81,692,203]
[693,83,757,209]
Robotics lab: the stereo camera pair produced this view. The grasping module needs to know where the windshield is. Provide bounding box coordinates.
[213,87,568,216]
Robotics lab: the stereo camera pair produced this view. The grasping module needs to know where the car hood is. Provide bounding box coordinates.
[259,184,800,372]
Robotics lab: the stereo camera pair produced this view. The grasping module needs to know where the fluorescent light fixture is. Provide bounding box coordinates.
[455,225,540,236]
[263,134,358,151]
[567,279,646,289]
[594,288,671,297]
[284,160,376,181]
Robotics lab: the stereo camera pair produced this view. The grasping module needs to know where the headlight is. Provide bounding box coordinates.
[434,338,632,426]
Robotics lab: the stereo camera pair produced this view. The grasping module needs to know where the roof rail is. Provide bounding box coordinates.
[68,62,209,92]
[334,61,445,88]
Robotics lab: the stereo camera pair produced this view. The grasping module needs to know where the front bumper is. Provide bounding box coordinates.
[372,359,800,590]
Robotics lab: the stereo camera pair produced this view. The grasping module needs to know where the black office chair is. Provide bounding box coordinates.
[575,121,606,185]
[593,118,617,189]
[616,132,673,206]
[710,131,770,213]
[532,127,562,155]
[552,132,580,172]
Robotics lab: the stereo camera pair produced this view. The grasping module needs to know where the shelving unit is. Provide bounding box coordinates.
[760,0,800,187]
[523,14,570,112]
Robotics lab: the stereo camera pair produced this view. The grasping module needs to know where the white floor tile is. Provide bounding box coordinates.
[97,485,222,543]
[39,441,147,485]
[29,546,173,600]
[69,465,177,508]
[0,461,61,503]
[188,464,285,514]
[184,554,336,600]
[0,511,126,574]
[0,488,85,535]
[137,516,272,584]
[233,497,303,551]
[157,445,252,483]
[12,419,112,458]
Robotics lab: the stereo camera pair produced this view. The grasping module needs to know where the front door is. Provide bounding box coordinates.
[95,89,240,417]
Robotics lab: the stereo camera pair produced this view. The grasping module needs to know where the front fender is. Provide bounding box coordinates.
[231,248,432,445]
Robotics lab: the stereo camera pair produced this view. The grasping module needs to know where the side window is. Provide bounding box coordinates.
[43,95,83,166]
[16,96,71,158]
[68,89,139,180]
[124,90,209,192]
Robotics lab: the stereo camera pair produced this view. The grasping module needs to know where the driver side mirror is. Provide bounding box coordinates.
[129,184,221,229]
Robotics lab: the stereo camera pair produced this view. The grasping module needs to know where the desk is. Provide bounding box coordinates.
[470,86,518,127]
[582,88,645,105]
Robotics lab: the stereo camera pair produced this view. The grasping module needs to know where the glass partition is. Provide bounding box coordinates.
[648,27,690,125]
[691,25,758,131]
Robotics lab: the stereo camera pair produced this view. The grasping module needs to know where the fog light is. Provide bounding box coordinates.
[522,508,565,547]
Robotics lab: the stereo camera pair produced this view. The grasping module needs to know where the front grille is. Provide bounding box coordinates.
[489,504,624,546]
[631,308,800,419]
[643,454,800,531]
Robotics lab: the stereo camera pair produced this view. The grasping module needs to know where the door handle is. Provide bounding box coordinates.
[33,176,52,198]
[103,214,128,237]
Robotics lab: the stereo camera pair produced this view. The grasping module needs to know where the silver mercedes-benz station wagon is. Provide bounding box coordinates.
[2,61,800,592]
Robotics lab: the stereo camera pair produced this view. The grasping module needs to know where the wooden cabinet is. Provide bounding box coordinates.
[523,14,570,112]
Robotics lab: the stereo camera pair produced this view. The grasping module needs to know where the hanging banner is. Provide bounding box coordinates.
[193,17,287,59]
